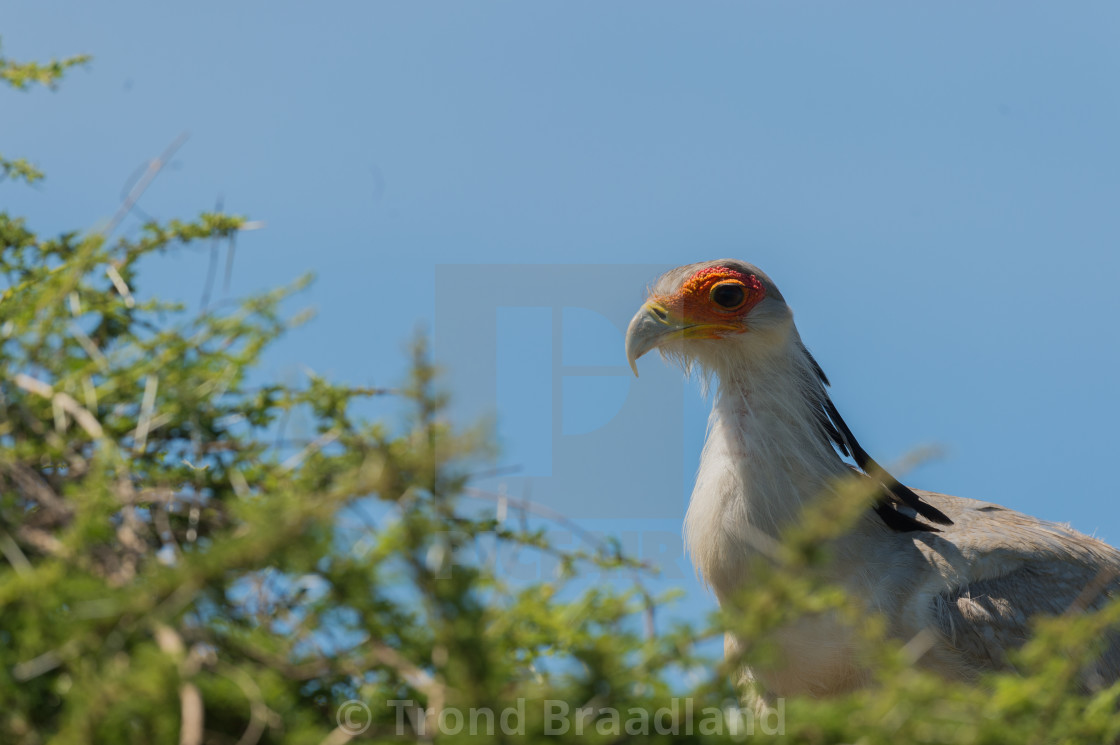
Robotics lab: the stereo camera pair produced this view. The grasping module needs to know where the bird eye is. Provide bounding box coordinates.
[710,282,746,309]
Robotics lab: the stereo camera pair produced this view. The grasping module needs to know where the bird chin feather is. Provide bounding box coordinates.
[656,344,715,396]
[654,318,795,398]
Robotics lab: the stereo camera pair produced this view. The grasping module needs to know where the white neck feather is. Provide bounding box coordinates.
[683,334,850,600]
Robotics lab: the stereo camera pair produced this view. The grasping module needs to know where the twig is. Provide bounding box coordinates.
[368,639,446,734]
[16,526,68,557]
[117,161,156,226]
[463,486,661,638]
[1066,566,1120,615]
[1,460,69,517]
[178,683,204,745]
[105,264,136,308]
[104,132,190,237]
[900,627,939,665]
[218,663,276,745]
[69,322,110,370]
[280,429,340,472]
[153,504,181,559]
[13,373,52,398]
[13,374,104,439]
[54,393,104,439]
[0,528,31,574]
[156,625,204,745]
[82,376,98,411]
[12,641,78,681]
[125,412,172,442]
[468,464,523,481]
[222,224,261,294]
[200,195,223,310]
[134,374,159,454]
[222,221,238,291]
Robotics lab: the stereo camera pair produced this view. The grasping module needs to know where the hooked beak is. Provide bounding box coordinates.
[624,301,687,377]
[625,299,744,376]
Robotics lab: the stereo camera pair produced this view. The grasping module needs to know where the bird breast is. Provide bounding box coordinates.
[684,362,851,600]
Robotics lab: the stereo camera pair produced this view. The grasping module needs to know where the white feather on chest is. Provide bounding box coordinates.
[683,344,850,602]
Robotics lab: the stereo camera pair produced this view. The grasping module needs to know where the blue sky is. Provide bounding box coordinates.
[5,2,1120,654]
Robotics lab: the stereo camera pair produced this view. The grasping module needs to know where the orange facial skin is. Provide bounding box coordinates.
[649,266,765,339]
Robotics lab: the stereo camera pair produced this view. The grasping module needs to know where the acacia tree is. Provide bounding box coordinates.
[0,41,716,744]
[2,40,1119,745]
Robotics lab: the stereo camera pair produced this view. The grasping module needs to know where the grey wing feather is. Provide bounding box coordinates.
[933,564,1120,676]
[908,493,1120,688]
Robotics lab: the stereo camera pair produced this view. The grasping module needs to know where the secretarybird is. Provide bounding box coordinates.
[624,259,1120,699]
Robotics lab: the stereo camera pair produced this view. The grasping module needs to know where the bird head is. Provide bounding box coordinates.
[625,260,794,378]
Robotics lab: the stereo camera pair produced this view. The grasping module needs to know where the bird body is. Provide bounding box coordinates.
[625,259,1120,699]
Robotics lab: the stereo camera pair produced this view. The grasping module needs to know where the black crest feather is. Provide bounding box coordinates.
[804,349,953,533]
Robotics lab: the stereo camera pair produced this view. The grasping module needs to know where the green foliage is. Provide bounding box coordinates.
[0,157,44,185]
[0,38,89,185]
[0,38,90,91]
[2,40,1119,745]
